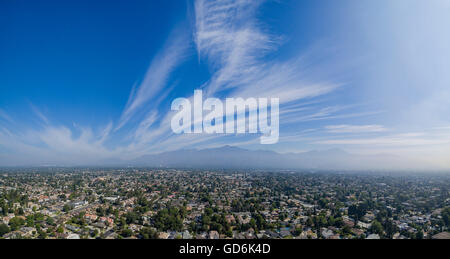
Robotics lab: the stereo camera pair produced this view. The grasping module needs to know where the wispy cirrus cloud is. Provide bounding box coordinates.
[0,109,13,123]
[315,130,450,147]
[325,124,388,133]
[117,0,353,154]
[194,0,271,71]
[117,27,191,130]
[29,103,49,125]
[0,124,119,166]
[194,0,338,102]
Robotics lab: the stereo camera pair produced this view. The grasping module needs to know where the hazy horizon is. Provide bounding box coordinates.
[0,145,448,173]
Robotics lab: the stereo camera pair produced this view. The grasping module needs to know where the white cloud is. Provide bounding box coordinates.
[325,124,388,133]
[0,124,119,166]
[29,103,49,125]
[0,109,13,123]
[315,131,450,147]
[117,27,190,130]
[194,0,338,103]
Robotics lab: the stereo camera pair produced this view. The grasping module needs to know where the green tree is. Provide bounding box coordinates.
[46,217,55,226]
[0,223,10,237]
[369,220,384,236]
[9,216,25,231]
[63,204,73,213]
[121,228,133,238]
[415,229,424,239]
[140,227,157,239]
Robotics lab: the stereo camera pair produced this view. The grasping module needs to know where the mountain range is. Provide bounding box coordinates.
[126,145,431,171]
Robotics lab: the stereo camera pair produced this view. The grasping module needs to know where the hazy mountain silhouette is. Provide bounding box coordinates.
[130,145,431,170]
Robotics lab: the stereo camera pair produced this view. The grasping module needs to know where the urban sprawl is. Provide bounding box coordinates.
[0,168,449,240]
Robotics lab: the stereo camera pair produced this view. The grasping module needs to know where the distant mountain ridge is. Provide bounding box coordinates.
[129,145,431,171]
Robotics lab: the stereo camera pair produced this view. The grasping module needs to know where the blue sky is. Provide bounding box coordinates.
[1,0,450,168]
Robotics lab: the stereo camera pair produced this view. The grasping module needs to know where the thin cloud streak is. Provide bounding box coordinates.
[29,103,49,125]
[325,124,388,133]
[0,109,13,123]
[117,27,191,130]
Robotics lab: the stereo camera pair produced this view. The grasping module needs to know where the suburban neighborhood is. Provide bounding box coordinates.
[0,168,449,239]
